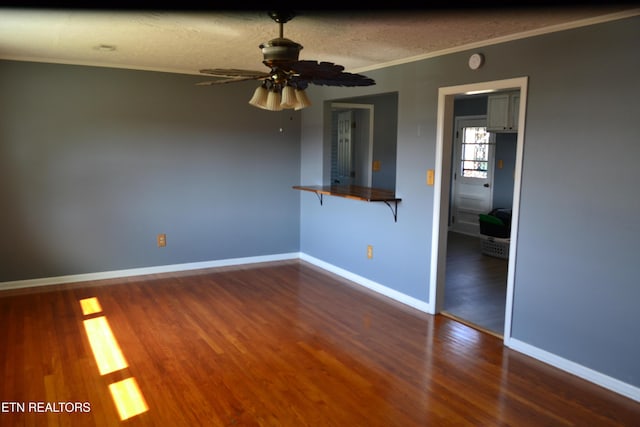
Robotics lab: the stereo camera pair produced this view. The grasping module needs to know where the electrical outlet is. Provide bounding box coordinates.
[367,245,373,259]
[157,233,166,248]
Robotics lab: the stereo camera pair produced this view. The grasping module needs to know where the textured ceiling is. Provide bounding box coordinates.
[0,6,637,79]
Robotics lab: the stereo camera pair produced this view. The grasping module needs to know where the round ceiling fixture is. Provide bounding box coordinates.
[468,53,484,70]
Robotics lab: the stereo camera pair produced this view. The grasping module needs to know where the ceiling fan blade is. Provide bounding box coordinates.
[199,68,269,78]
[196,75,270,85]
[197,68,271,85]
[288,60,375,89]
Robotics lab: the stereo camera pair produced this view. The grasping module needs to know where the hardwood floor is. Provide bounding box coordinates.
[1,260,639,426]
[444,231,508,336]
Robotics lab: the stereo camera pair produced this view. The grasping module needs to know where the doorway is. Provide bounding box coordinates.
[446,113,507,336]
[429,77,528,345]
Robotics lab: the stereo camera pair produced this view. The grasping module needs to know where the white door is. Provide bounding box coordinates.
[352,109,373,187]
[450,117,494,236]
[332,104,374,187]
[336,110,354,185]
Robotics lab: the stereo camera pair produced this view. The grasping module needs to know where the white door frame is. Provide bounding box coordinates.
[428,77,528,346]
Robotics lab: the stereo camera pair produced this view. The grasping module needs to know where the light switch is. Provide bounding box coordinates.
[427,169,435,186]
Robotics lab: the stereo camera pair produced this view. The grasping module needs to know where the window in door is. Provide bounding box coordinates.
[461,126,491,179]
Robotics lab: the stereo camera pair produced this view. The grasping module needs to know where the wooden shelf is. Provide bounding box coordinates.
[293,185,401,222]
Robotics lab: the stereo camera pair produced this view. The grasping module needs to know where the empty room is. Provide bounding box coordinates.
[1,5,639,426]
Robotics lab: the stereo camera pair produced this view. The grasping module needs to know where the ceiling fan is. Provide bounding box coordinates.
[196,11,376,111]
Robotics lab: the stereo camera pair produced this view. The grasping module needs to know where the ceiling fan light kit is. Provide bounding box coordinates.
[198,11,375,112]
[248,83,311,111]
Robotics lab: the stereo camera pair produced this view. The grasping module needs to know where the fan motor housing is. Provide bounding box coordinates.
[260,37,303,66]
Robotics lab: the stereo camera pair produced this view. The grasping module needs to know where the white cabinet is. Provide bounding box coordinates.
[487,92,519,133]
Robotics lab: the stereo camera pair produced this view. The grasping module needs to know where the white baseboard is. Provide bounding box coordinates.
[2,252,637,403]
[300,253,640,403]
[2,251,430,314]
[507,338,640,403]
[0,252,300,291]
[299,253,431,314]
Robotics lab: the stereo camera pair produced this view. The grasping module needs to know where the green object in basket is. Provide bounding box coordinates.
[479,214,505,225]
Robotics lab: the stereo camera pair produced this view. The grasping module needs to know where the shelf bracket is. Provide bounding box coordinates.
[293,185,400,223]
[384,200,399,222]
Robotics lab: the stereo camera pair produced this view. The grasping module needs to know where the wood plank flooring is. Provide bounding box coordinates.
[1,260,639,426]
[444,231,508,336]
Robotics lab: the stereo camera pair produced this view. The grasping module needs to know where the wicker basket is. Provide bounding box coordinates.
[481,237,510,259]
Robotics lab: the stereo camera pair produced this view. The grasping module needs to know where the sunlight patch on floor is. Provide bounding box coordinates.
[83,316,128,375]
[109,377,149,421]
[80,296,103,315]
[80,297,149,421]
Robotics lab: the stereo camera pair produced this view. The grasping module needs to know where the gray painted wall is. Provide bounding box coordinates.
[0,61,301,281]
[453,94,487,116]
[493,133,516,210]
[299,16,640,387]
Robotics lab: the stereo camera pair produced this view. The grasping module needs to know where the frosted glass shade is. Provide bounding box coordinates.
[248,85,268,109]
[265,90,283,111]
[280,86,298,109]
[294,89,312,110]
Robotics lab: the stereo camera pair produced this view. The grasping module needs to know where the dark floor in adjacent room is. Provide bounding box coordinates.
[444,231,508,336]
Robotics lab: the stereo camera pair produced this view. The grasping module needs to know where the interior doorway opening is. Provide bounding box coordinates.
[429,77,528,344]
